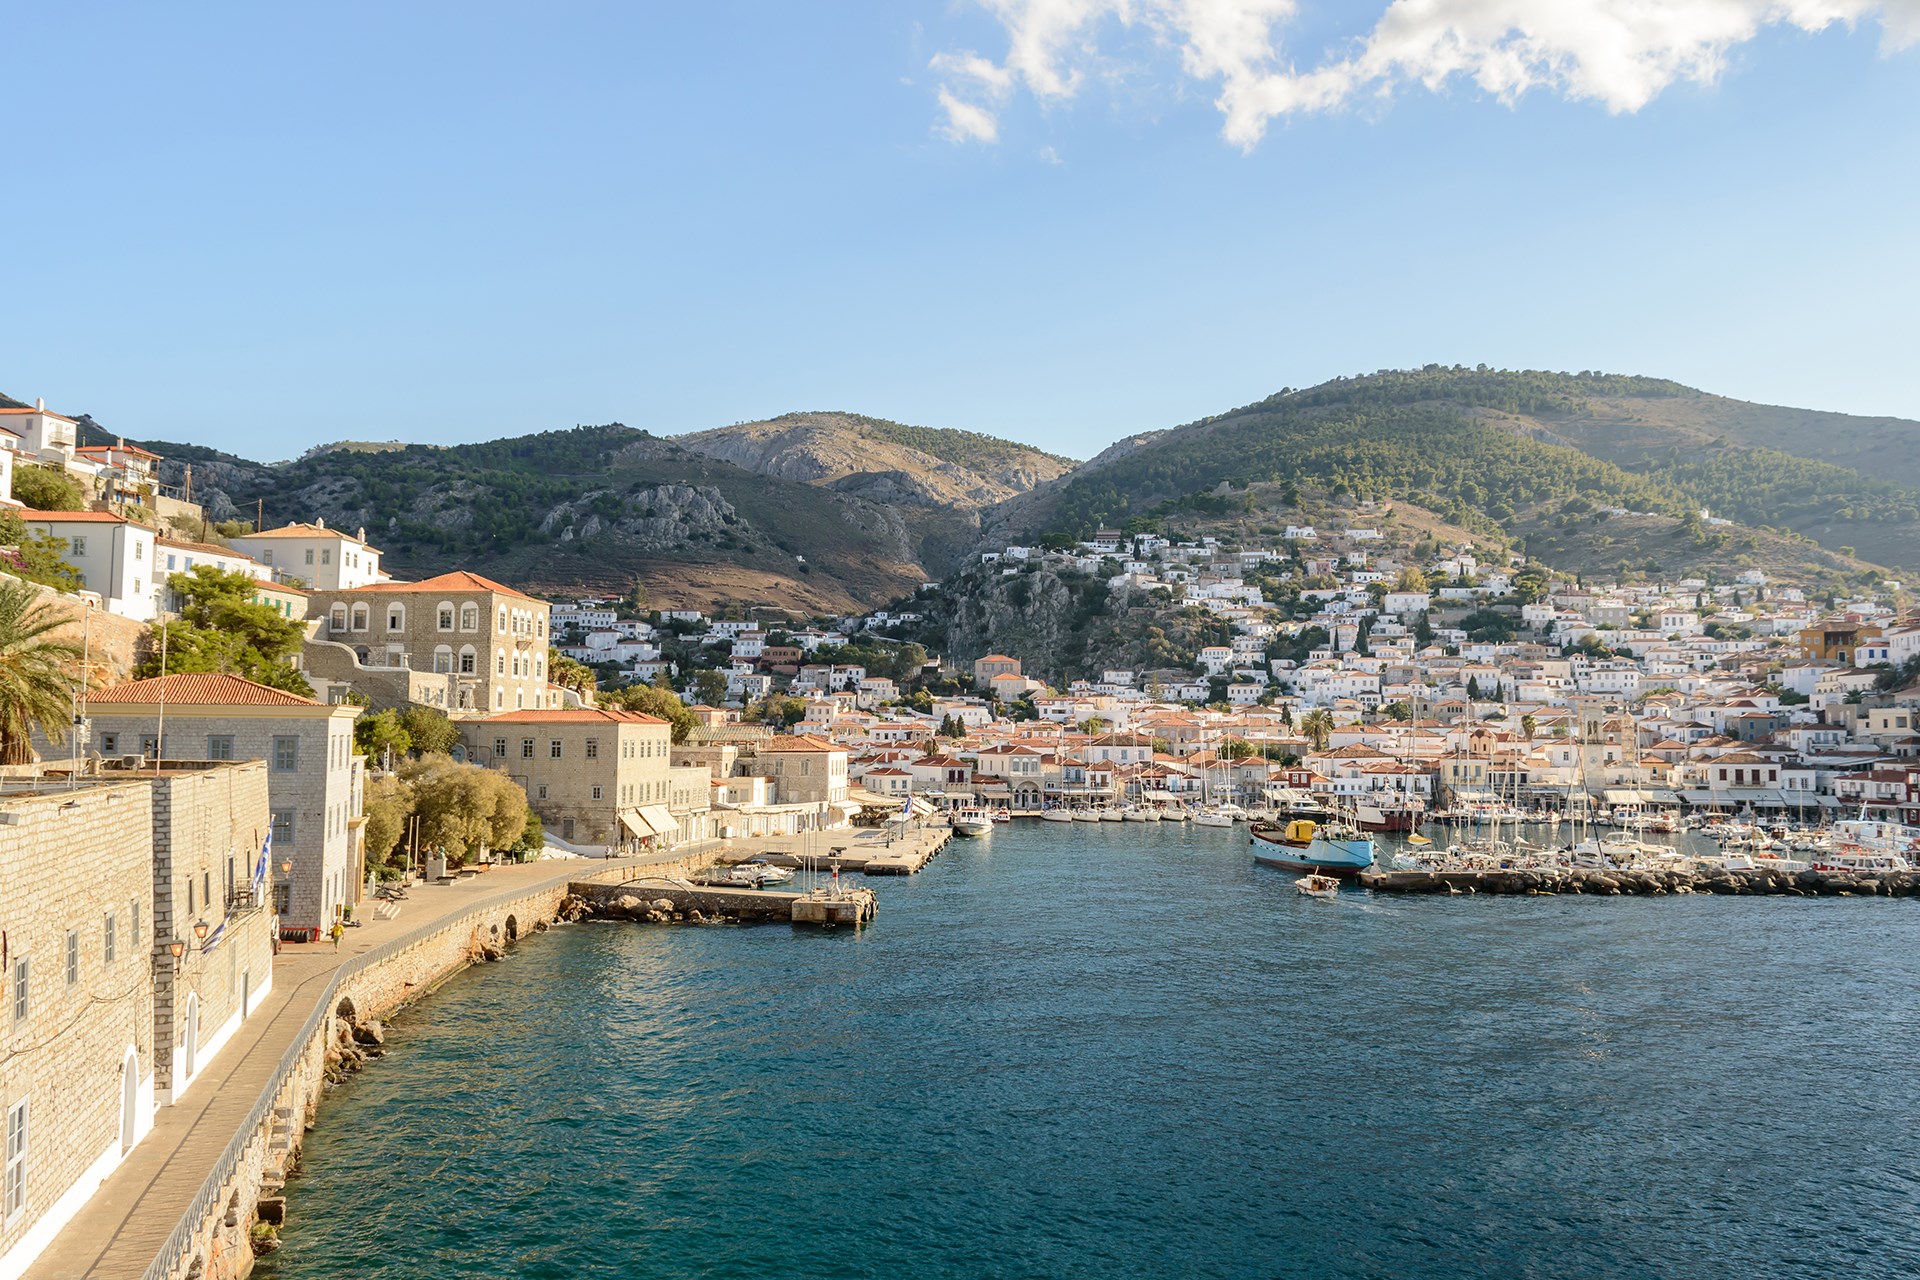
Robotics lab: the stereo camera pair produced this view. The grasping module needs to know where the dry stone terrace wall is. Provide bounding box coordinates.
[146,848,719,1280]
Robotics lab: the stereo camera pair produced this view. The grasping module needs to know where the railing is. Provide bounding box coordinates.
[135,860,647,1280]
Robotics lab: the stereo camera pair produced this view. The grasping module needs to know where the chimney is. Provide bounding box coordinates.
[356,527,365,541]
[35,398,44,411]
[316,517,326,529]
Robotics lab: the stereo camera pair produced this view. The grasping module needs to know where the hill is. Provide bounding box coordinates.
[135,426,944,614]
[994,367,1917,577]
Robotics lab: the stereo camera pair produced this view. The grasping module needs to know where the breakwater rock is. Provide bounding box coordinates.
[1357,867,1920,898]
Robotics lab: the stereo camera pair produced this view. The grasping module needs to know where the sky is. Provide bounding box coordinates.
[3,0,1918,462]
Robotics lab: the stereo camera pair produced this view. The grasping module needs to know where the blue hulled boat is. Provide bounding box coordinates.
[1250,818,1376,879]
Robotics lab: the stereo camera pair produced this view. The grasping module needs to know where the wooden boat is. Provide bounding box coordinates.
[1296,874,1342,898]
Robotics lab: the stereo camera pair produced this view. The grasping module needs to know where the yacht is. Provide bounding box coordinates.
[1041,808,1076,824]
[951,807,994,837]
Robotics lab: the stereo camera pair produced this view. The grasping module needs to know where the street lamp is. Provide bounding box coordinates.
[192,920,209,943]
[167,938,186,972]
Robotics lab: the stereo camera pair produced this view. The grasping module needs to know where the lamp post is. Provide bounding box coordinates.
[167,938,185,973]
[192,920,209,944]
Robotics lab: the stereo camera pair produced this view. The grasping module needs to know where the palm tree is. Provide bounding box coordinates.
[0,580,84,764]
[1520,713,1538,742]
[1300,709,1335,754]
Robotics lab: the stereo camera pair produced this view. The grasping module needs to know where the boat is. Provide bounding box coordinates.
[1041,808,1076,824]
[1354,798,1425,833]
[1072,808,1103,823]
[1098,808,1126,822]
[1249,817,1376,878]
[1160,807,1189,822]
[992,809,1013,824]
[1122,808,1152,822]
[951,807,994,837]
[1194,809,1236,828]
[1295,873,1342,898]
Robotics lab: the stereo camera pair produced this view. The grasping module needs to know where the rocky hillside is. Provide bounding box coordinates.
[128,426,937,614]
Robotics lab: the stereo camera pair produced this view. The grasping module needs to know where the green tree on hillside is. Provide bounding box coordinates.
[9,466,86,512]
[1300,709,1334,753]
[139,565,312,695]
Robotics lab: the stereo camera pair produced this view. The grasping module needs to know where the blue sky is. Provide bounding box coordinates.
[3,1,1917,461]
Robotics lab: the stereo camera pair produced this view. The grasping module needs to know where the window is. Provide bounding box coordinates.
[100,732,118,755]
[330,605,348,632]
[387,605,405,632]
[187,878,195,915]
[498,606,508,632]
[134,540,144,561]
[585,739,599,760]
[104,913,116,966]
[207,735,234,761]
[305,549,315,566]
[132,899,141,945]
[438,606,454,631]
[351,604,370,631]
[271,810,294,844]
[322,548,332,565]
[494,737,508,758]
[65,932,78,987]
[496,653,505,676]
[591,785,603,800]
[262,549,274,565]
[72,536,87,556]
[536,784,548,800]
[460,646,477,674]
[521,739,535,759]
[5,1102,25,1225]
[10,959,27,1023]
[549,740,562,759]
[274,884,291,914]
[461,604,479,631]
[433,646,453,673]
[272,736,298,771]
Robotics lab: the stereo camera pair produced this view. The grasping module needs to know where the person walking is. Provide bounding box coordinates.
[330,920,345,951]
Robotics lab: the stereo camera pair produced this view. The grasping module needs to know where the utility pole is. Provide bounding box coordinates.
[256,497,264,533]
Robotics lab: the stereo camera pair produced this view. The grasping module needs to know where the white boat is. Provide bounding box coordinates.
[1160,808,1189,822]
[1098,808,1125,822]
[1194,810,1236,828]
[951,807,994,837]
[1122,808,1152,822]
[1072,809,1103,823]
[1296,873,1342,898]
[1041,809,1076,824]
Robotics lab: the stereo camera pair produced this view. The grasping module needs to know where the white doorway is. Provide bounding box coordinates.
[120,1051,138,1154]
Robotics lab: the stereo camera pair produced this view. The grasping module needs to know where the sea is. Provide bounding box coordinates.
[260,821,1920,1279]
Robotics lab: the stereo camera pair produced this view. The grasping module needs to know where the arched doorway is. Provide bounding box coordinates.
[120,1050,139,1154]
[505,915,518,942]
[182,993,200,1081]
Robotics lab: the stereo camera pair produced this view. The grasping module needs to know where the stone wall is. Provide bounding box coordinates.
[0,784,157,1280]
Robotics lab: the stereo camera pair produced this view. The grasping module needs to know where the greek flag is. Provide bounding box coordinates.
[199,917,227,954]
[252,829,271,897]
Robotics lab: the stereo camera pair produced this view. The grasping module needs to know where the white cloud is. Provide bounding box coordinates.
[932,0,1920,149]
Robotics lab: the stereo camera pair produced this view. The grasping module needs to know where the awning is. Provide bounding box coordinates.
[885,813,913,825]
[619,811,657,839]
[910,797,937,816]
[1603,789,1653,805]
[832,801,862,817]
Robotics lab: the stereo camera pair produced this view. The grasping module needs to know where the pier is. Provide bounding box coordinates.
[567,877,880,926]
[1357,865,1920,897]
[712,822,953,876]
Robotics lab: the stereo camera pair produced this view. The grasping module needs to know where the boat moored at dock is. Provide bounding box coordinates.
[1249,818,1376,879]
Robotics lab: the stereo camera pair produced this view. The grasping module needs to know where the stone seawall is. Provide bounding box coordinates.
[1358,866,1920,897]
[143,850,718,1280]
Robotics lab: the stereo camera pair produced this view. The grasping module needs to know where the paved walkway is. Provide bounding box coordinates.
[22,856,654,1280]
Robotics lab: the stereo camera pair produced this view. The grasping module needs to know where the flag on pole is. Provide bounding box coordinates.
[199,918,227,954]
[252,829,271,897]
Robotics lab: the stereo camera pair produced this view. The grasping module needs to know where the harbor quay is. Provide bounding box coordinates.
[16,847,719,1280]
[711,821,954,876]
[1356,864,1920,897]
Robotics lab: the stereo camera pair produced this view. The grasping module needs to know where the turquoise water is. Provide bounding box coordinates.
[263,823,1920,1279]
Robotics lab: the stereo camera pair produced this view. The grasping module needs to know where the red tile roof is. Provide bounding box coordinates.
[20,509,131,524]
[0,407,77,423]
[239,522,369,543]
[758,734,844,752]
[337,571,538,602]
[91,673,324,707]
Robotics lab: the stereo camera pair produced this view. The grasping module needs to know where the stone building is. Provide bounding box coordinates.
[76,674,363,939]
[742,734,852,824]
[462,708,674,849]
[305,571,555,715]
[0,778,156,1280]
[146,762,277,1105]
[972,653,1021,689]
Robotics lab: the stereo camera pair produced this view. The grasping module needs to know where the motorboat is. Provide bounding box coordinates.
[951,807,994,837]
[1296,874,1342,898]
[1250,818,1376,878]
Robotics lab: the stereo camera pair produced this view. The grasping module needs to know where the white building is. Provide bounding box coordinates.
[23,509,160,620]
[228,520,387,590]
